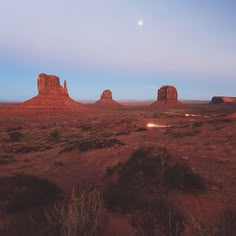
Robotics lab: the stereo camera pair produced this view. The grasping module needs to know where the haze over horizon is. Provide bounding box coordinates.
[0,0,235,102]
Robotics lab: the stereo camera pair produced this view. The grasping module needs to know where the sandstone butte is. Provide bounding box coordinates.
[210,96,236,104]
[95,89,122,107]
[4,73,88,114]
[150,85,183,108]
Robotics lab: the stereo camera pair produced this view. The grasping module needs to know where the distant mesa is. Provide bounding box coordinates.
[95,90,122,107]
[6,73,87,114]
[210,96,236,104]
[150,85,182,108]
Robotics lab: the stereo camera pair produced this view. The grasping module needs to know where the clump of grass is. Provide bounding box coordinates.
[80,125,92,131]
[164,162,206,192]
[0,155,15,164]
[48,189,106,236]
[79,138,124,152]
[48,130,60,142]
[193,208,236,236]
[0,174,62,213]
[54,161,65,167]
[12,145,52,153]
[8,131,23,142]
[8,189,106,236]
[7,126,22,132]
[115,131,130,136]
[164,128,200,138]
[131,199,186,236]
[135,127,148,132]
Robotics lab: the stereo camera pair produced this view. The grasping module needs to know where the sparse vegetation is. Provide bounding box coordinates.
[132,199,186,236]
[0,174,62,213]
[8,131,23,141]
[164,162,206,192]
[0,155,15,164]
[9,189,106,236]
[105,162,122,175]
[48,129,60,142]
[164,127,200,138]
[60,138,124,153]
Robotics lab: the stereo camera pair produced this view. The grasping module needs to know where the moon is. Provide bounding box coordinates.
[137,19,144,28]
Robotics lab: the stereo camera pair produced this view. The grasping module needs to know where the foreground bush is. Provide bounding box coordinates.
[0,174,62,213]
[10,189,106,236]
[164,162,206,192]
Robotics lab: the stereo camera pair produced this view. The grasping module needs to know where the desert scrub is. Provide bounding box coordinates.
[60,138,124,153]
[164,162,206,192]
[164,127,200,138]
[105,162,122,176]
[0,174,62,213]
[132,199,186,236]
[0,155,15,164]
[48,129,60,142]
[8,131,23,142]
[45,189,106,236]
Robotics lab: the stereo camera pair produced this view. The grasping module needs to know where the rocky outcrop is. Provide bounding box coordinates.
[150,85,182,108]
[210,96,236,104]
[6,73,87,114]
[38,73,68,96]
[95,90,122,107]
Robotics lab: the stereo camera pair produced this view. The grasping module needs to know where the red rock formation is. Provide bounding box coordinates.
[95,90,122,107]
[38,73,68,96]
[210,96,236,104]
[151,85,182,108]
[5,73,87,114]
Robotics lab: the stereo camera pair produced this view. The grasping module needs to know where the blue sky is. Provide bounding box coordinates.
[0,0,235,101]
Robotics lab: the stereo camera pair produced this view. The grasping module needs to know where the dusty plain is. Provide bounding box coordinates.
[0,102,235,235]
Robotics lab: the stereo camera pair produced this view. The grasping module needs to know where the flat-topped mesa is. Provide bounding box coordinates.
[151,85,182,107]
[95,89,122,107]
[211,96,236,104]
[37,73,68,96]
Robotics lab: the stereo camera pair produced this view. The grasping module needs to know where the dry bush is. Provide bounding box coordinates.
[164,127,200,138]
[48,129,60,142]
[8,131,23,142]
[0,174,62,213]
[12,145,52,153]
[60,138,124,153]
[45,189,106,236]
[104,146,169,211]
[0,155,15,164]
[193,208,236,236]
[8,189,106,236]
[164,162,206,193]
[79,138,124,152]
[131,199,186,236]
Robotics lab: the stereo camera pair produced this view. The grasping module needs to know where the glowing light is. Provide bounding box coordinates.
[146,123,170,128]
[137,19,144,28]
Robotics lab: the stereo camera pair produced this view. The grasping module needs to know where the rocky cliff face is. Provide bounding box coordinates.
[37,73,68,96]
[151,85,182,108]
[95,90,122,107]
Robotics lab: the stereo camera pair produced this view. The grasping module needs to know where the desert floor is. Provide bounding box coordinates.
[0,103,235,235]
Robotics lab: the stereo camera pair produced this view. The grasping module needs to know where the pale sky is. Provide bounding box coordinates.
[0,0,235,101]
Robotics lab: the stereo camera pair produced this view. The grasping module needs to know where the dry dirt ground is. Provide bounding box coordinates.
[0,103,235,235]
